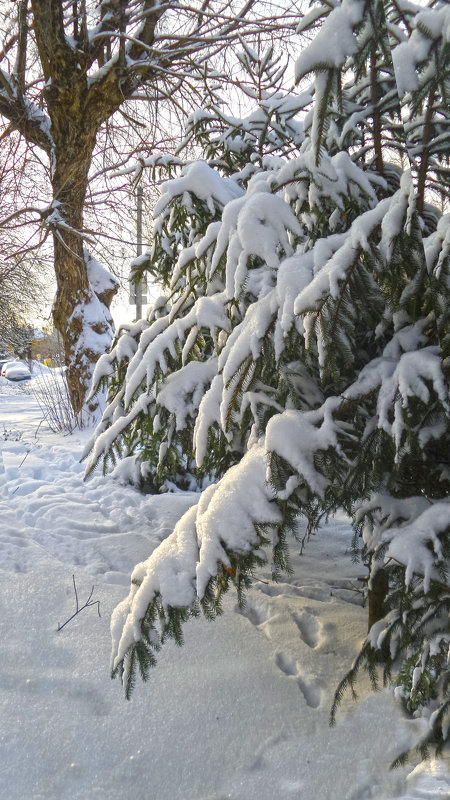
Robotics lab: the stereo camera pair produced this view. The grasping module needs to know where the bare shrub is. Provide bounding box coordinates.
[32,366,86,434]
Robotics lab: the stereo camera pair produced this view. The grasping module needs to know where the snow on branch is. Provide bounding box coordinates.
[110,442,281,695]
[265,398,344,498]
[391,5,450,97]
[154,161,244,219]
[123,295,229,407]
[156,358,219,431]
[293,198,391,316]
[295,2,363,80]
[382,503,450,593]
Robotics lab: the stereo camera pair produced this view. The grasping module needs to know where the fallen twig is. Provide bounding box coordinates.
[57,574,101,631]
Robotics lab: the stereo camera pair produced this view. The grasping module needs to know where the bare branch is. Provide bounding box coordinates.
[57,574,101,632]
[14,0,29,95]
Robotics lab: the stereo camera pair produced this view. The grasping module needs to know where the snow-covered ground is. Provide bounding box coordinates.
[0,377,448,799]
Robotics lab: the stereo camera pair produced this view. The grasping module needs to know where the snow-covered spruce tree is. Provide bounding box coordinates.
[84,47,310,492]
[86,1,449,758]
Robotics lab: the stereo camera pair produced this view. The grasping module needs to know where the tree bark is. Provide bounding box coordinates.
[370,46,384,176]
[48,98,116,414]
[416,89,435,215]
[4,0,236,412]
[27,0,120,413]
[367,567,389,632]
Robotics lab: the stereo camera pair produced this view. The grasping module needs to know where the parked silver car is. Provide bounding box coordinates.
[1,361,31,381]
[0,358,14,373]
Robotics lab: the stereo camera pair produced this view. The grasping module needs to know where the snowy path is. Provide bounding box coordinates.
[0,389,449,799]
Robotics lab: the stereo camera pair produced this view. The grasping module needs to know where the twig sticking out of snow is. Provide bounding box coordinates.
[57,575,101,632]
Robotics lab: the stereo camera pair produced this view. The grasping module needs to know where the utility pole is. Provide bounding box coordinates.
[135,185,143,321]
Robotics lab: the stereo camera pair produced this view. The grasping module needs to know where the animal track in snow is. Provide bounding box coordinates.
[256,582,304,598]
[236,597,273,629]
[296,675,323,709]
[274,652,324,708]
[275,652,298,676]
[291,610,321,649]
[237,591,325,651]
[255,581,330,603]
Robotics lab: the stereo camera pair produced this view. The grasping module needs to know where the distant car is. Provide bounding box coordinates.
[1,361,31,381]
[0,357,14,374]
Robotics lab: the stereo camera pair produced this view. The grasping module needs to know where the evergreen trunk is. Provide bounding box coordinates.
[367,568,389,631]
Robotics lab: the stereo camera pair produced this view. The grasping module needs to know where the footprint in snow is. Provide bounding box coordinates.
[256,582,305,598]
[256,580,330,603]
[274,652,325,708]
[291,609,321,649]
[240,589,324,648]
[235,596,274,629]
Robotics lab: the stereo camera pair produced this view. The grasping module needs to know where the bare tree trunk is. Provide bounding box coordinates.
[4,0,253,412]
[50,125,116,414]
[29,0,121,415]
